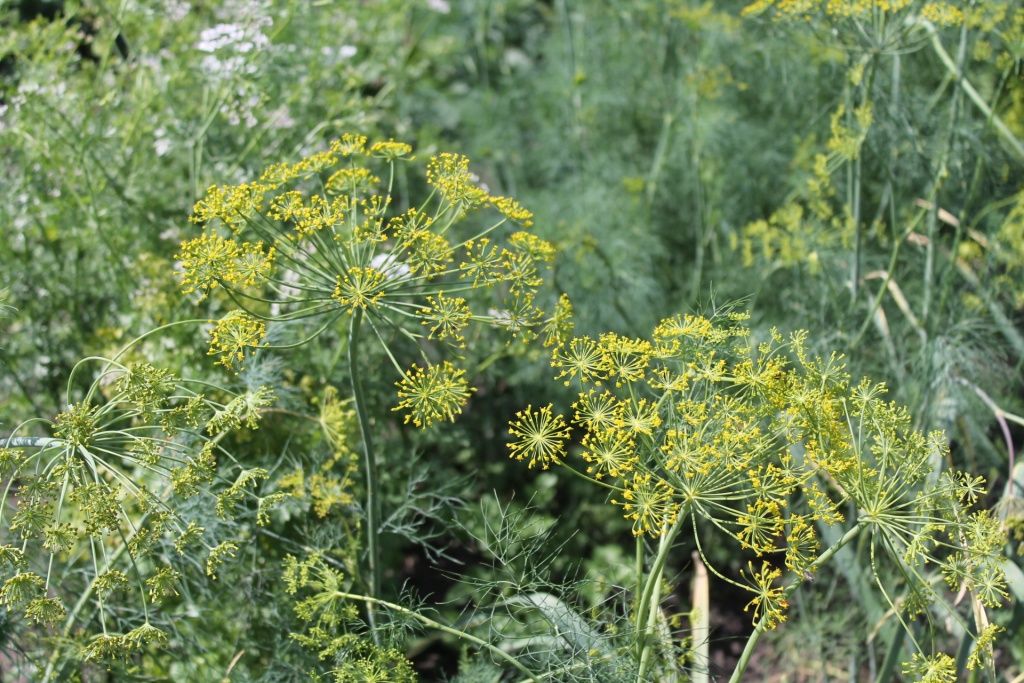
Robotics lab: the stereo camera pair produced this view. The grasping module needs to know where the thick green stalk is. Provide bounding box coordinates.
[729,521,866,683]
[348,311,381,636]
[634,516,685,678]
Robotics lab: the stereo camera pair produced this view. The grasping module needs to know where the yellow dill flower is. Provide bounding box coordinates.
[614,473,679,536]
[966,624,1003,671]
[268,190,306,222]
[501,248,545,295]
[233,242,275,287]
[552,336,606,386]
[920,2,963,25]
[370,139,414,160]
[617,398,662,437]
[426,152,489,209]
[177,232,240,298]
[598,333,652,386]
[208,310,266,370]
[459,238,506,287]
[386,207,433,242]
[421,292,472,345]
[330,133,368,157]
[490,195,534,226]
[741,561,788,629]
[572,390,622,431]
[541,293,574,348]
[901,653,956,683]
[509,232,555,263]
[784,517,819,574]
[405,230,453,275]
[325,167,380,196]
[259,161,301,188]
[393,361,474,428]
[333,266,387,312]
[736,498,785,554]
[581,426,637,480]
[507,404,571,470]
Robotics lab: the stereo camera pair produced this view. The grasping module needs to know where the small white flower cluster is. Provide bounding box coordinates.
[195,13,272,79]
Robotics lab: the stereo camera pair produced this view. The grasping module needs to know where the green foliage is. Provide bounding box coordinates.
[1,0,1022,680]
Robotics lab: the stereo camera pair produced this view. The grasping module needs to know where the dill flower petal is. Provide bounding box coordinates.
[507,404,571,470]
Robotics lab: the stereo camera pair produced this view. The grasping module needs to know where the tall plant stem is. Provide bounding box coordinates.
[729,521,866,683]
[332,591,539,681]
[634,516,685,679]
[349,311,381,637]
[922,22,1024,161]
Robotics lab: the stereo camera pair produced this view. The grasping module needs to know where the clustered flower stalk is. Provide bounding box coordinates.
[508,308,1008,678]
[178,134,565,620]
[0,321,278,672]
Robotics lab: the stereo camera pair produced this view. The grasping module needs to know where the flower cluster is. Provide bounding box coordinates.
[510,308,1007,636]
[0,357,282,660]
[179,134,562,427]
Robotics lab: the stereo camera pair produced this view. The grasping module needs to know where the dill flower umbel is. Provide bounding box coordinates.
[393,362,473,428]
[506,404,571,470]
[0,354,275,662]
[508,306,1007,649]
[179,134,562,425]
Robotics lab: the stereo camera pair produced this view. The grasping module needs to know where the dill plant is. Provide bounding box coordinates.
[0,327,283,678]
[508,306,1008,680]
[177,133,564,656]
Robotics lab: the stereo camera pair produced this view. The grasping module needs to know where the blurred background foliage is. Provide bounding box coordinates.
[2,0,1024,680]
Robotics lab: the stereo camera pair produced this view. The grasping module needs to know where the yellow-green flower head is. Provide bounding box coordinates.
[333,266,388,312]
[331,133,368,157]
[426,152,489,209]
[182,134,561,434]
[741,561,788,629]
[572,390,623,431]
[208,310,266,370]
[177,232,240,298]
[326,167,380,197]
[393,361,474,428]
[507,404,571,470]
[614,473,679,536]
[581,426,637,480]
[370,139,414,160]
[421,292,472,346]
[552,336,607,387]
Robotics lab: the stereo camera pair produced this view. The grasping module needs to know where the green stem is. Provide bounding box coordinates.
[634,515,685,674]
[729,520,866,683]
[332,591,538,681]
[922,21,1024,161]
[348,311,381,638]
